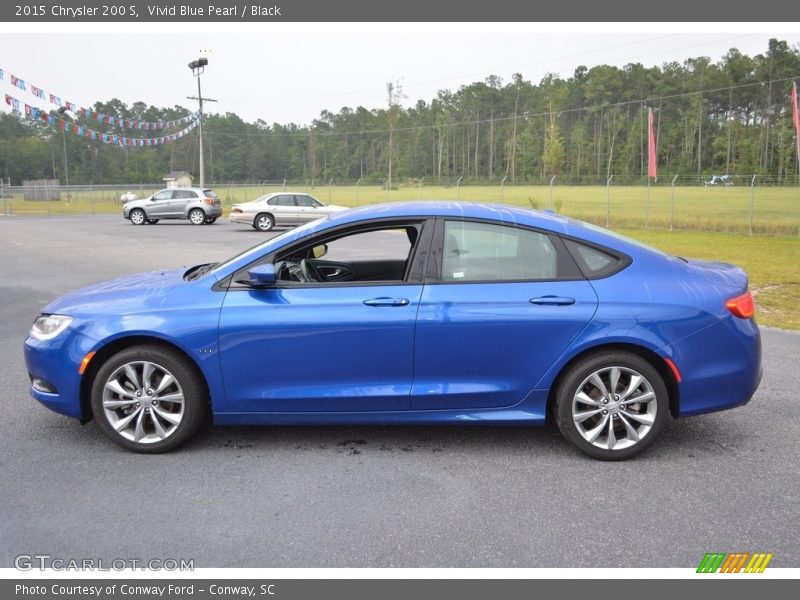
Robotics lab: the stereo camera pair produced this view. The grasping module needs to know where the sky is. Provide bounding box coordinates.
[1,25,799,126]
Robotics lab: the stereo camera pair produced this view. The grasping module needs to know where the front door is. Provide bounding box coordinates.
[218,220,431,413]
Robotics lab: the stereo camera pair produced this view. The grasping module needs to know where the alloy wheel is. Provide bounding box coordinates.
[101,360,185,444]
[571,366,657,451]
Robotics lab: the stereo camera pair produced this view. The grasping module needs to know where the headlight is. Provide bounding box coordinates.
[30,315,73,341]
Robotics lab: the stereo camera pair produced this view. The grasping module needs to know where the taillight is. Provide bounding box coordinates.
[231,208,242,214]
[204,198,215,206]
[726,291,755,319]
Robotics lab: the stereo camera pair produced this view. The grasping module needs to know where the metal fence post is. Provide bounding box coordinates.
[282,178,286,191]
[328,178,334,204]
[606,175,613,227]
[418,177,424,200]
[549,175,557,210]
[305,179,310,193]
[749,174,757,236]
[670,174,678,231]
[355,178,361,206]
[500,175,508,204]
[456,176,463,201]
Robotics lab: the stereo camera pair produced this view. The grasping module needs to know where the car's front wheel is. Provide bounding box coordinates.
[555,351,670,460]
[90,345,207,453]
[129,209,146,225]
[253,213,274,232]
[188,208,206,225]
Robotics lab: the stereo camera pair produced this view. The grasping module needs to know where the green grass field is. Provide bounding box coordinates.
[4,184,799,329]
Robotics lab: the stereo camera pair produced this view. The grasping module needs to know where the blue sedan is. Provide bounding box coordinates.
[24,202,761,459]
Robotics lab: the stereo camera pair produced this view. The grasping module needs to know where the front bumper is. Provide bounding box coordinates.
[24,328,96,421]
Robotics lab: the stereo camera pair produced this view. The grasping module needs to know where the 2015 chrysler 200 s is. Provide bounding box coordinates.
[24,202,761,459]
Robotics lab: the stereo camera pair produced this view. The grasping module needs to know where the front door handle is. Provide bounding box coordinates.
[529,296,576,306]
[363,297,410,307]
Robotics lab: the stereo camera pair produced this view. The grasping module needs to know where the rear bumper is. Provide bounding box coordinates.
[228,212,251,225]
[664,316,761,417]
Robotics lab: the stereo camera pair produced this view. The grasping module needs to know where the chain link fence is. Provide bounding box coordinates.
[1,176,798,236]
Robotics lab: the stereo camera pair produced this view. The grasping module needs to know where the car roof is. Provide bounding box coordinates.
[322,201,661,256]
[326,201,572,232]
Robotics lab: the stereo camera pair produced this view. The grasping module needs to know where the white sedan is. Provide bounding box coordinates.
[229,192,348,231]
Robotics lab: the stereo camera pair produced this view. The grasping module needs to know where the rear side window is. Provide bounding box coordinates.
[442,220,559,282]
[174,190,197,199]
[563,239,628,279]
[268,195,295,207]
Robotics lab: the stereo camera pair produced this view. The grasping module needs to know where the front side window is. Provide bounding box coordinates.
[441,220,558,282]
[268,223,423,285]
[153,190,173,201]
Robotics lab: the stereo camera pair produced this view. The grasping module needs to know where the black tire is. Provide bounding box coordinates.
[90,345,208,453]
[129,209,146,225]
[204,216,218,225]
[188,208,206,225]
[146,219,159,225]
[554,351,670,461]
[253,213,274,232]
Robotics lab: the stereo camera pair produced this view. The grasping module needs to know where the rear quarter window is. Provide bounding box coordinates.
[563,238,630,279]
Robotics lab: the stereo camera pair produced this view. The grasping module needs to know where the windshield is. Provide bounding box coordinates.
[204,218,330,278]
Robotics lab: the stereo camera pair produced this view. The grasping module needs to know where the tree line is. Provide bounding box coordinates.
[1,38,799,187]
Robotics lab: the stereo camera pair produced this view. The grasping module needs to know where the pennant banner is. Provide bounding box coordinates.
[792,82,799,144]
[648,108,657,179]
[1,66,197,130]
[4,91,201,147]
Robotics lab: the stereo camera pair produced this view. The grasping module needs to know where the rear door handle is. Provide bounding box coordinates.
[363,297,410,307]
[529,296,576,306]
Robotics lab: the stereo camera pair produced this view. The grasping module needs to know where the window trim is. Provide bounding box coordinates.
[218,217,435,291]
[426,217,584,285]
[561,235,632,280]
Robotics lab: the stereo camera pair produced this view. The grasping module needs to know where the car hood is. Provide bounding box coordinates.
[42,267,189,316]
[123,198,152,209]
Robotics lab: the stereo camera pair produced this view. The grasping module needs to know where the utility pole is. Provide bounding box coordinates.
[188,58,217,187]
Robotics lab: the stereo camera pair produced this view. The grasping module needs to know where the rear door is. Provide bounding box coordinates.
[411,218,598,410]
[172,189,197,217]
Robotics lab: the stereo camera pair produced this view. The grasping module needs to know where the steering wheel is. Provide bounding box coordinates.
[300,259,320,283]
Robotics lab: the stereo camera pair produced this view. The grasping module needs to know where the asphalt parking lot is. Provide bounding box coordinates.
[1,214,798,568]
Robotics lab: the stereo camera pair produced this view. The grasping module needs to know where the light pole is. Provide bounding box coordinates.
[57,106,72,205]
[188,58,216,187]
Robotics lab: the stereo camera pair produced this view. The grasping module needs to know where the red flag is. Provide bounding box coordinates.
[792,82,799,142]
[648,108,657,178]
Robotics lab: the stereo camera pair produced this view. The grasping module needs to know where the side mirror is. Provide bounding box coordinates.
[312,244,328,259]
[247,264,277,286]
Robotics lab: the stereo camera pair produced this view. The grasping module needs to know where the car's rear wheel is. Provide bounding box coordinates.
[90,345,207,453]
[555,351,669,460]
[188,208,206,225]
[146,219,159,225]
[204,216,217,225]
[129,209,146,225]
[254,213,274,232]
